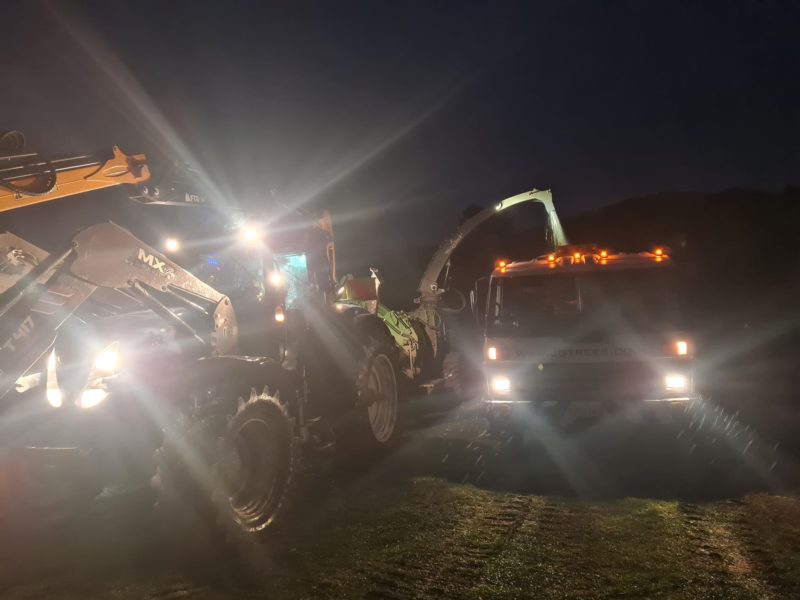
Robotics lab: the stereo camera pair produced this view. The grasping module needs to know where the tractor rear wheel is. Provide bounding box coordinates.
[351,315,401,448]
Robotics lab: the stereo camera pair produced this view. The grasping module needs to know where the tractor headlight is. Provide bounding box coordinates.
[267,270,284,288]
[89,342,122,382]
[46,349,62,408]
[79,387,108,409]
[43,342,121,409]
[164,237,181,253]
[92,345,121,376]
[80,342,121,409]
[240,222,264,245]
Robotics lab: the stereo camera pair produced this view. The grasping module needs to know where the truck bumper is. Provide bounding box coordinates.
[483,360,697,405]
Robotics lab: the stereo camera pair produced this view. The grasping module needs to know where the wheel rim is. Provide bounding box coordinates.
[225,417,284,531]
[365,354,398,443]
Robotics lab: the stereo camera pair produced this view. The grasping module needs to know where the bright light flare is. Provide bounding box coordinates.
[267,271,284,287]
[46,387,63,408]
[664,373,688,392]
[164,238,180,252]
[490,375,511,394]
[46,350,62,408]
[240,223,264,244]
[676,340,688,356]
[79,388,107,409]
[274,306,285,323]
[93,348,120,374]
[487,346,498,361]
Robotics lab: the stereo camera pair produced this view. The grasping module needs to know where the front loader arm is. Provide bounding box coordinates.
[0,223,237,400]
[69,222,238,355]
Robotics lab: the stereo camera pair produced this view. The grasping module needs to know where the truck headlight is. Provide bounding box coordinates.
[490,375,512,394]
[664,373,688,392]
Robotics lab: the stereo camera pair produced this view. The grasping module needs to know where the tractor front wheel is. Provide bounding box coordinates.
[152,388,296,543]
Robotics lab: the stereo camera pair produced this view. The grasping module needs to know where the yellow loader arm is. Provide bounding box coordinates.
[0,145,150,213]
[0,131,211,213]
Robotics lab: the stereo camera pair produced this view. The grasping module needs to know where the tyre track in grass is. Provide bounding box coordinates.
[472,497,615,599]
[678,501,774,599]
[416,493,534,599]
[357,491,535,599]
[734,495,800,593]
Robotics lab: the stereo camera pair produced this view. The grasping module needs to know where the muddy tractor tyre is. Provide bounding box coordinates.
[442,351,470,402]
[213,390,296,540]
[152,388,296,543]
[351,314,402,449]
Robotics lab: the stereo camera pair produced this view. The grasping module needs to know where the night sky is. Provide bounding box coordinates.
[1,0,798,248]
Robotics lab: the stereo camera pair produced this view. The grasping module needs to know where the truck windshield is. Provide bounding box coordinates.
[488,269,679,337]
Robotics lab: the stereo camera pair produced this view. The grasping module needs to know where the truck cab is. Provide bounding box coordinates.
[477,245,696,422]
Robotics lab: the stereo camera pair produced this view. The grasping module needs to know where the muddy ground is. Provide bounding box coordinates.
[2,394,799,599]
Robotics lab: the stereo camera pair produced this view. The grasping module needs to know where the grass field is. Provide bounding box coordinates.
[2,402,800,599]
[268,479,800,599]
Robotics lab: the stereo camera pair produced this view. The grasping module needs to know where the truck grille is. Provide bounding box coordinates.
[522,361,659,402]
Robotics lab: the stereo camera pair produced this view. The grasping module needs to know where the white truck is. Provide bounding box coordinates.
[475,244,696,429]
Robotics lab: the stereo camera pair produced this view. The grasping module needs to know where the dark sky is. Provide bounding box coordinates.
[1,0,798,247]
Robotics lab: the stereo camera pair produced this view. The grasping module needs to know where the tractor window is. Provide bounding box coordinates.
[276,252,309,309]
[193,254,265,301]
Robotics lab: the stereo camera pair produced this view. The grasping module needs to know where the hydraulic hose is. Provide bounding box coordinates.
[0,131,58,196]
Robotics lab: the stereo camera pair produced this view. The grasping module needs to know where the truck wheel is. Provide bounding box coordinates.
[442,352,469,402]
[352,315,401,448]
[152,388,296,543]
